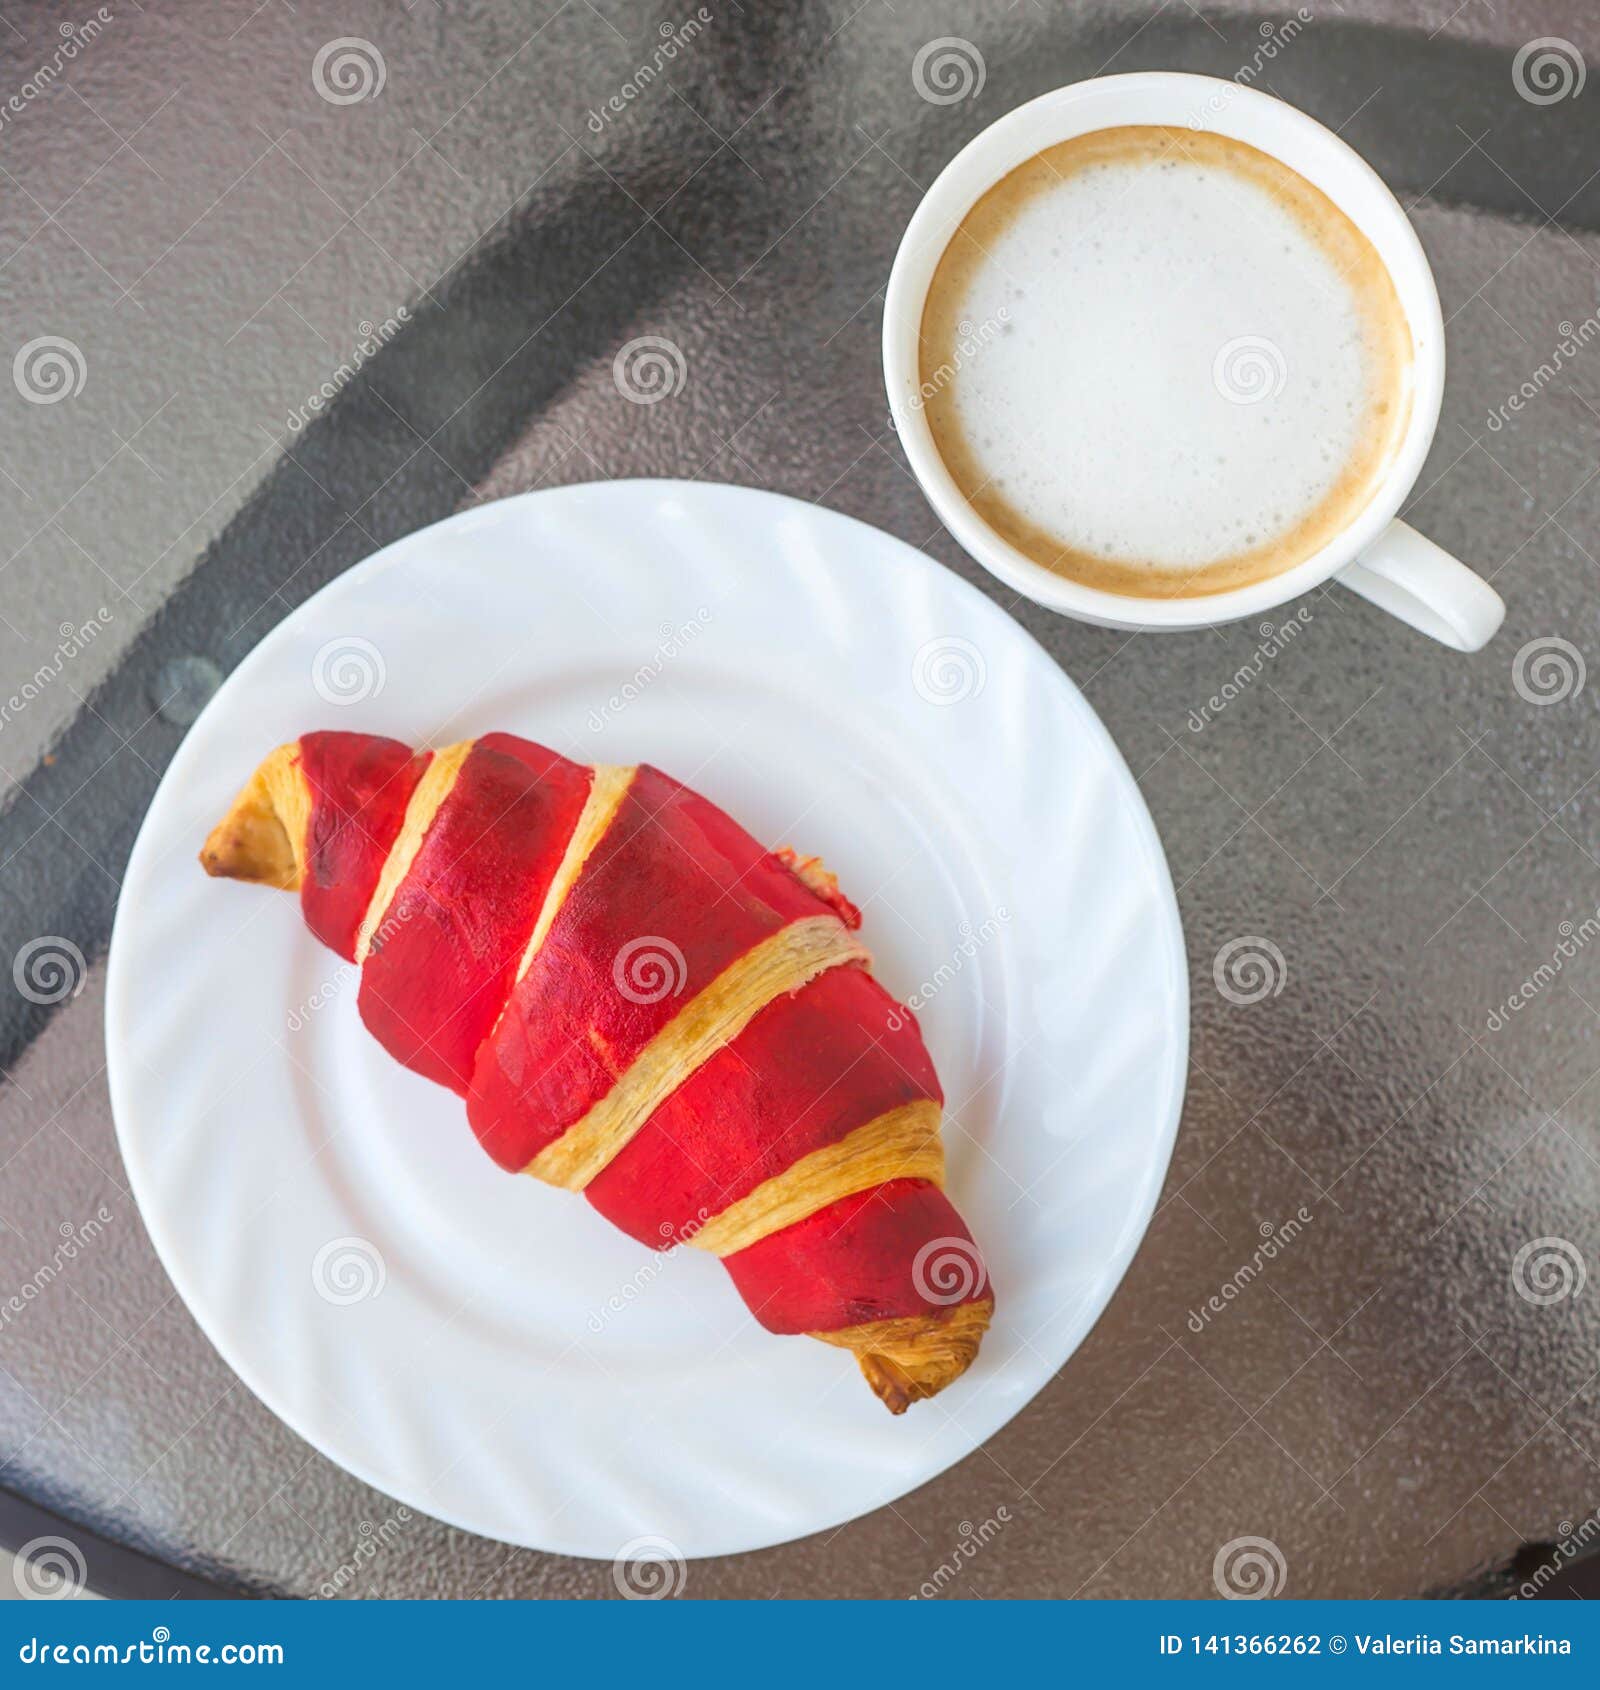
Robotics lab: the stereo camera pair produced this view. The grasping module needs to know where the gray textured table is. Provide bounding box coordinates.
[0,0,1597,1601]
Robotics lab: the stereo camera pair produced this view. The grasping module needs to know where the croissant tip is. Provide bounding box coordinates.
[198,827,298,890]
[200,744,307,891]
[858,1355,920,1416]
[197,837,238,880]
[818,1297,994,1413]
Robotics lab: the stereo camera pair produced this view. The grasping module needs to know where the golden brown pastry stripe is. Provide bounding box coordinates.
[687,1098,945,1257]
[508,763,636,995]
[354,738,476,963]
[524,912,871,1192]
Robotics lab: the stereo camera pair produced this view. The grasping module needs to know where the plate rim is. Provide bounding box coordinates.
[105,478,1190,1560]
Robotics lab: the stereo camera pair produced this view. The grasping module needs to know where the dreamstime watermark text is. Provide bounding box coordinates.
[1514,1507,1600,1597]
[287,903,416,1033]
[1188,10,1313,128]
[18,1633,282,1665]
[0,10,113,134]
[887,909,1010,1031]
[1187,608,1313,731]
[0,1207,114,1331]
[316,1509,412,1598]
[1486,907,1600,1031]
[909,307,1010,410]
[588,1212,710,1333]
[586,10,713,132]
[1485,311,1600,433]
[910,1506,1012,1598]
[284,309,410,434]
[587,610,711,731]
[0,609,112,729]
[1187,1209,1313,1332]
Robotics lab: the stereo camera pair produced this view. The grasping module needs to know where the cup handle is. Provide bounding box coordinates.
[1337,520,1505,652]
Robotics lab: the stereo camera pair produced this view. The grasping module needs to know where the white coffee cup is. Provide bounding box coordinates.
[883,72,1506,652]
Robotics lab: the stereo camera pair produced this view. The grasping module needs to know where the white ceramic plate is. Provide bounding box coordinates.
[107,481,1187,1560]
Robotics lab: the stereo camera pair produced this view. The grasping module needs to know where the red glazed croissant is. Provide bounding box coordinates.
[200,731,992,1411]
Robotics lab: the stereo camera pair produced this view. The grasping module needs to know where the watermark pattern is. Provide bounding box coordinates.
[313,37,386,105]
[1188,11,1313,129]
[886,909,1010,1032]
[285,309,410,434]
[0,1208,115,1333]
[13,336,86,405]
[312,635,386,706]
[1187,1210,1314,1333]
[585,10,713,133]
[1485,907,1600,1031]
[912,635,986,705]
[910,1507,1013,1598]
[1512,37,1585,105]
[911,1236,987,1306]
[1514,1509,1600,1597]
[0,10,113,135]
[1484,311,1600,432]
[0,610,113,731]
[12,1537,87,1599]
[612,1535,687,1599]
[612,335,687,404]
[10,0,1584,1606]
[287,902,414,1033]
[1186,609,1313,733]
[1213,936,1287,1005]
[315,1509,412,1598]
[909,307,1010,410]
[612,936,688,1005]
[1212,336,1287,405]
[13,937,87,1006]
[1214,1535,1287,1598]
[588,1215,709,1333]
[1513,636,1584,705]
[1511,1237,1585,1306]
[287,969,352,1034]
[586,609,712,731]
[311,1237,387,1306]
[912,38,985,104]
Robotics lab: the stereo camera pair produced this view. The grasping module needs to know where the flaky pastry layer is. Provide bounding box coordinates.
[813,1299,995,1414]
[525,914,871,1191]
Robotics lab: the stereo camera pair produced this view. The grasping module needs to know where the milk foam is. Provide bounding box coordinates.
[920,128,1412,596]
